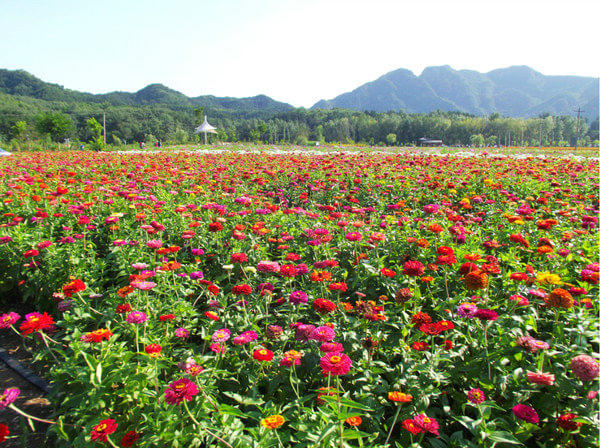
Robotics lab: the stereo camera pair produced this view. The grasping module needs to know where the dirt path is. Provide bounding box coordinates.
[0,331,52,448]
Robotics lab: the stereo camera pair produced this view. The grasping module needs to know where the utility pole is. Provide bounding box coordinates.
[574,107,583,151]
[103,112,106,146]
[539,122,542,150]
[521,126,524,148]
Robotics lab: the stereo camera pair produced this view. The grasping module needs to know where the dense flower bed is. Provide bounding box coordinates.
[0,150,598,447]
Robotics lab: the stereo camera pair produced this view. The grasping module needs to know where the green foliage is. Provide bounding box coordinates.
[86,117,105,151]
[469,134,485,147]
[385,133,396,146]
[36,112,73,142]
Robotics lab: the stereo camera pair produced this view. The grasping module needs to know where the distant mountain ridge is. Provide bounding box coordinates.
[313,65,599,119]
[0,69,294,114]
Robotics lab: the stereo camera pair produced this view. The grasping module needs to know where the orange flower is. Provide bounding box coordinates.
[345,416,362,426]
[261,414,285,429]
[464,271,488,290]
[388,391,413,403]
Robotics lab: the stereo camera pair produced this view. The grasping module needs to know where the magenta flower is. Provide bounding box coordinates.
[232,330,258,345]
[0,388,20,410]
[310,326,336,342]
[413,414,439,435]
[174,328,190,339]
[257,261,280,273]
[474,309,498,321]
[345,232,362,241]
[320,352,352,376]
[0,312,20,329]
[126,311,148,324]
[164,378,198,405]
[467,388,485,404]
[319,342,344,352]
[146,239,163,249]
[289,290,308,305]
[512,404,539,424]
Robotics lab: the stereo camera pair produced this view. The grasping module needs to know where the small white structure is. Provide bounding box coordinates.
[0,148,12,156]
[194,117,217,144]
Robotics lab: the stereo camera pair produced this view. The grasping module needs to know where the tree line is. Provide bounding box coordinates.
[1,92,597,149]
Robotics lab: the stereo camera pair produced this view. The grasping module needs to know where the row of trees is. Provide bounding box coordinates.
[1,92,597,149]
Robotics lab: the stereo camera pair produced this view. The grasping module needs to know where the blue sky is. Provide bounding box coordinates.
[1,0,598,107]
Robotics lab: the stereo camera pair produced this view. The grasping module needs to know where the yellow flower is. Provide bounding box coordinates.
[536,271,561,285]
[261,414,285,429]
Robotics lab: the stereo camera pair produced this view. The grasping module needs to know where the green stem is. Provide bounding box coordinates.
[384,406,401,446]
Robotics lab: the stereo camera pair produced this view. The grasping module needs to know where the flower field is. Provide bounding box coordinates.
[0,149,598,447]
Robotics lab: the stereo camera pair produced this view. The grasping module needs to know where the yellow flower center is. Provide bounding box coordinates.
[330,355,341,364]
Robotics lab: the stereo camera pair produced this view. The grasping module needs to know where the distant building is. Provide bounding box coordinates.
[418,137,443,147]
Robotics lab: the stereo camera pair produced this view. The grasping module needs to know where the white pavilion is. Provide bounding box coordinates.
[194,117,217,144]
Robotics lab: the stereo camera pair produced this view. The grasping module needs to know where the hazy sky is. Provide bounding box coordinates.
[1,0,598,107]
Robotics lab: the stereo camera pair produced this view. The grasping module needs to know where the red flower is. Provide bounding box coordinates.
[313,298,337,314]
[62,279,86,297]
[412,341,430,351]
[380,268,396,277]
[19,312,54,336]
[144,344,162,357]
[0,423,8,442]
[328,282,348,292]
[402,418,423,434]
[232,284,252,295]
[556,413,582,431]
[403,260,424,277]
[116,303,132,313]
[411,312,431,326]
[91,419,118,442]
[230,253,248,263]
[252,348,274,361]
[120,430,140,447]
[158,314,175,322]
[208,222,223,232]
[420,322,443,335]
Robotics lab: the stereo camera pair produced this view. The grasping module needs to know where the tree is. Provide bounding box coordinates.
[469,134,485,147]
[10,121,27,141]
[172,129,189,144]
[36,112,73,142]
[86,118,105,151]
[249,129,261,144]
[385,133,397,146]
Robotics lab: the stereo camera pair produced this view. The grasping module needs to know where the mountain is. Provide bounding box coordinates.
[312,65,599,119]
[0,69,294,114]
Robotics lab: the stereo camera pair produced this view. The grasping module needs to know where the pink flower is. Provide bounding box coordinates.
[0,388,20,410]
[174,328,190,339]
[570,354,599,381]
[232,330,258,345]
[210,343,226,353]
[211,328,231,343]
[257,261,280,273]
[0,312,20,329]
[310,326,336,342]
[467,388,485,404]
[126,311,147,324]
[319,342,344,352]
[413,414,439,435]
[320,352,352,376]
[146,239,163,249]
[164,378,198,405]
[345,232,362,241]
[133,281,156,291]
[512,404,539,424]
[526,371,555,386]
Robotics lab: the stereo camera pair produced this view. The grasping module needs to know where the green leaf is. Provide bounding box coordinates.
[96,362,103,384]
[486,431,524,445]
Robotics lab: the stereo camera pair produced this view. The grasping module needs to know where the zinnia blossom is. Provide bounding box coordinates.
[512,404,539,424]
[90,419,118,442]
[467,388,485,404]
[0,312,20,329]
[320,352,352,376]
[261,414,285,429]
[570,354,599,381]
[126,311,147,324]
[526,371,555,386]
[310,326,336,342]
[164,378,198,405]
[0,388,20,410]
[413,414,439,435]
[253,348,274,361]
[19,312,54,335]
